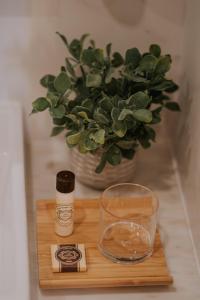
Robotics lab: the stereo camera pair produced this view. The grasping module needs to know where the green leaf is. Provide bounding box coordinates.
[90,129,105,144]
[118,109,133,121]
[106,145,122,166]
[125,48,141,67]
[32,97,49,112]
[65,58,76,78]
[111,95,120,106]
[82,98,94,112]
[99,97,113,111]
[139,54,157,72]
[81,48,104,66]
[105,78,121,96]
[152,93,169,104]
[94,110,109,125]
[51,104,65,118]
[125,117,137,130]
[139,138,151,148]
[150,75,164,85]
[79,130,100,151]
[149,44,161,58]
[133,109,152,123]
[51,126,65,136]
[66,131,81,145]
[87,120,99,130]
[111,52,124,67]
[124,71,149,83]
[90,39,95,48]
[65,113,79,124]
[56,32,69,48]
[53,117,66,125]
[111,107,120,122]
[165,102,180,111]
[155,56,171,74]
[80,33,89,45]
[145,126,156,141]
[94,49,104,64]
[69,39,82,59]
[112,121,127,137]
[95,152,107,173]
[151,106,162,124]
[81,48,95,66]
[121,148,135,160]
[105,67,114,84]
[128,92,150,108]
[117,140,135,150]
[54,72,71,94]
[78,131,89,153]
[84,137,98,150]
[106,43,112,58]
[118,100,128,109]
[47,92,59,107]
[78,111,90,121]
[151,79,175,91]
[72,105,91,115]
[165,82,179,93]
[40,74,55,88]
[86,73,102,87]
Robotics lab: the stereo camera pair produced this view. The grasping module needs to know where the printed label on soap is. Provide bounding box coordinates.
[55,246,82,265]
[56,204,73,226]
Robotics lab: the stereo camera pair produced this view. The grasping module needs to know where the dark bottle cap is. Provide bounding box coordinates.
[56,170,75,193]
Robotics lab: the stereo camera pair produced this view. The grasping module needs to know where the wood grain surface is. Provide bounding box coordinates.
[36,199,173,289]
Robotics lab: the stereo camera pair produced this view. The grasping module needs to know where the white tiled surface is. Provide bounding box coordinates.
[26,128,200,299]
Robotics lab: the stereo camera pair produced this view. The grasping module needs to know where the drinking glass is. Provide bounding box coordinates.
[98,183,159,264]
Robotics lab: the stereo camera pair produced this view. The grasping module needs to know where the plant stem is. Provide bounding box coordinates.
[80,65,86,80]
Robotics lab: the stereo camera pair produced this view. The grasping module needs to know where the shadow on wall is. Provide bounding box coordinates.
[102,0,185,27]
[174,74,192,179]
[102,0,146,26]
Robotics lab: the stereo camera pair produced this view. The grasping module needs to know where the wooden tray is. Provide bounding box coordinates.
[36,199,173,289]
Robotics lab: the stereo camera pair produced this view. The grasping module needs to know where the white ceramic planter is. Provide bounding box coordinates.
[71,148,136,190]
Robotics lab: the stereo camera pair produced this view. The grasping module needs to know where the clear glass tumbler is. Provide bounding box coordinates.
[98,183,159,264]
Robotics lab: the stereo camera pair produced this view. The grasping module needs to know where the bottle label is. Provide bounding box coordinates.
[56,204,73,226]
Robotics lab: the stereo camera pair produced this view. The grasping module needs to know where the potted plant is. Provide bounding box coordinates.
[31,33,180,189]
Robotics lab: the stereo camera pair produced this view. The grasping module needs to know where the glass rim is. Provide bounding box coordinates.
[100,183,159,220]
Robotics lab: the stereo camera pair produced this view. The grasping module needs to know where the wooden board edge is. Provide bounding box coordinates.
[39,275,173,289]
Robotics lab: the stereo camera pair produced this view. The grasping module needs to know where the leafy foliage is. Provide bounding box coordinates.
[32,33,180,172]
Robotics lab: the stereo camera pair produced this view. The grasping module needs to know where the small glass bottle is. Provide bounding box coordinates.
[55,170,75,237]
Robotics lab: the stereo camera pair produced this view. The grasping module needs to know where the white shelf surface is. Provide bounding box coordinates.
[27,129,200,300]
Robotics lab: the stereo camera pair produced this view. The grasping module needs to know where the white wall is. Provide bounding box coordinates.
[174,0,200,263]
[0,0,185,141]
